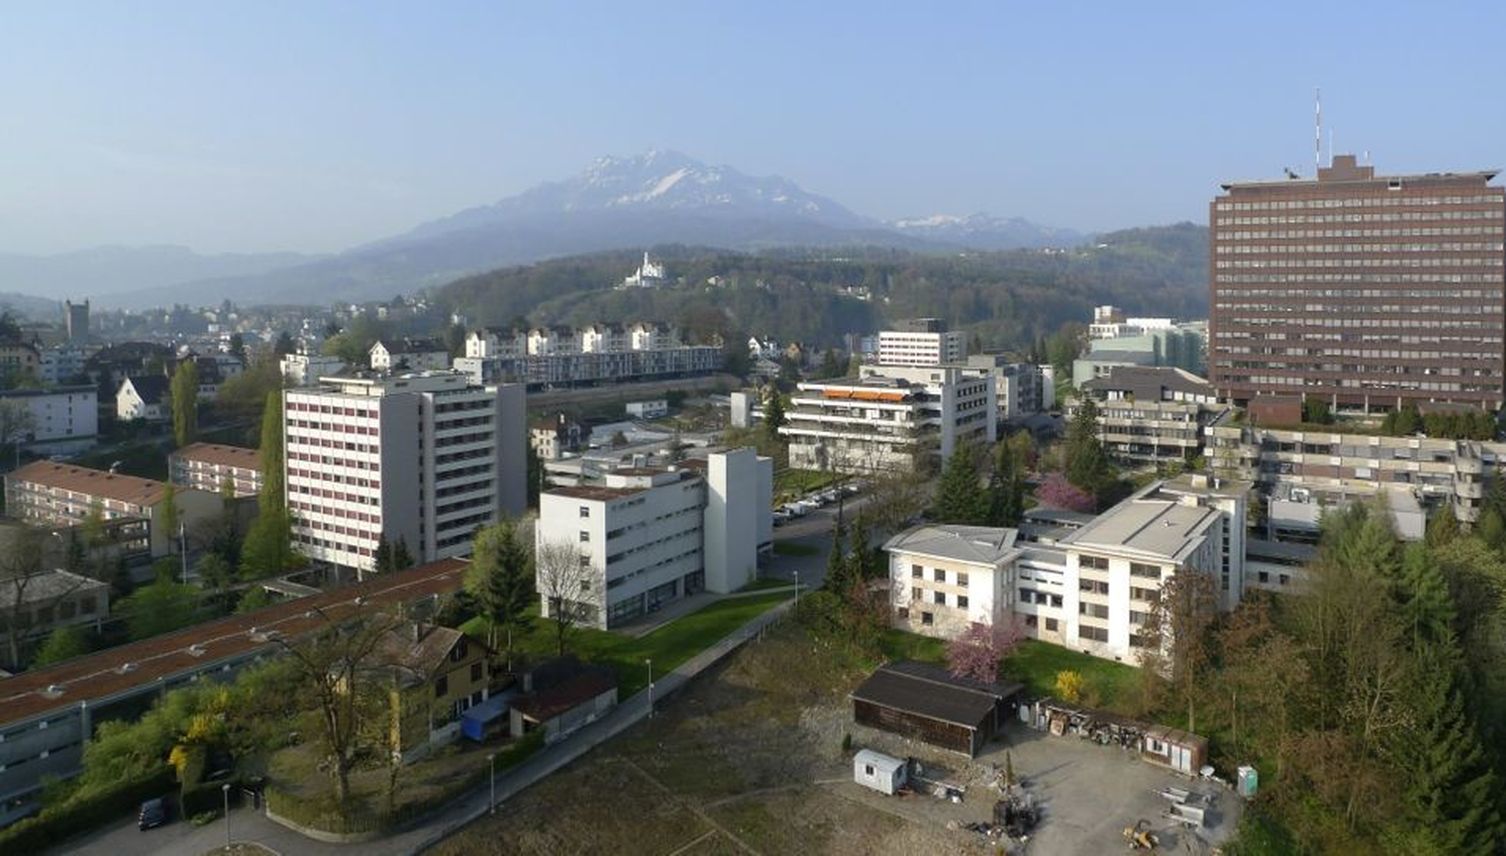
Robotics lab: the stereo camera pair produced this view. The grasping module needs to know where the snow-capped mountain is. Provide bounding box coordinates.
[401,149,870,242]
[889,212,1084,250]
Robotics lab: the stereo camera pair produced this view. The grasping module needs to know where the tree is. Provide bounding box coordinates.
[1138,570,1218,732]
[761,387,786,444]
[1426,504,1461,548]
[236,585,272,614]
[274,605,402,805]
[466,520,534,667]
[195,552,234,596]
[0,398,36,467]
[1301,397,1333,425]
[228,333,247,364]
[535,538,594,656]
[374,536,415,573]
[526,443,545,509]
[987,440,1025,527]
[160,483,180,555]
[170,359,199,448]
[273,331,296,356]
[119,564,199,640]
[240,390,299,579]
[32,623,91,667]
[848,517,878,580]
[1036,472,1095,513]
[934,442,988,524]
[947,620,1023,685]
[0,528,86,668]
[825,518,856,595]
[1064,398,1110,495]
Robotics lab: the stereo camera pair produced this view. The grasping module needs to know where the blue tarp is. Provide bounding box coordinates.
[460,693,511,741]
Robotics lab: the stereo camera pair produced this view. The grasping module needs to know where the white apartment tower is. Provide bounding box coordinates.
[284,371,526,575]
[877,318,967,367]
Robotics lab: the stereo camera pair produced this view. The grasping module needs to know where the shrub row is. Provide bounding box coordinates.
[0,766,174,853]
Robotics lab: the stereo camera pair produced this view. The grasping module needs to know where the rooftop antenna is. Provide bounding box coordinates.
[1328,128,1334,165]
[1315,87,1322,171]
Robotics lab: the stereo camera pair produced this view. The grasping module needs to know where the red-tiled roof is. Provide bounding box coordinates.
[511,667,617,722]
[172,442,262,471]
[0,558,469,725]
[8,461,171,507]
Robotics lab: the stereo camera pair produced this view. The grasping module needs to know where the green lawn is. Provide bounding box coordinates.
[1001,639,1138,708]
[771,542,819,557]
[741,576,796,592]
[773,468,837,503]
[877,629,947,664]
[466,592,790,695]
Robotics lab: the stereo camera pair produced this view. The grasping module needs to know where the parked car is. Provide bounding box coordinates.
[820,490,840,504]
[783,503,808,518]
[138,797,169,831]
[842,483,860,496]
[772,509,792,526]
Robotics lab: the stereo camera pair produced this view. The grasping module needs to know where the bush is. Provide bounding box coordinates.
[182,779,240,818]
[841,733,852,753]
[191,810,219,827]
[0,766,174,852]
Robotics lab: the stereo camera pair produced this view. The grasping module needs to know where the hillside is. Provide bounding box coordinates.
[0,245,318,306]
[434,223,1208,351]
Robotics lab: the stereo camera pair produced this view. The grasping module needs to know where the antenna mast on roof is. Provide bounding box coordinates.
[1315,88,1322,172]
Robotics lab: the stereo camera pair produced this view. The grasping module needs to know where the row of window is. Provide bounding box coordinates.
[910,587,969,610]
[1218,226,1503,239]
[1218,208,1502,224]
[286,400,378,417]
[1216,272,1502,284]
[1218,257,1504,269]
[1218,242,1503,254]
[1216,194,1501,211]
[909,564,970,586]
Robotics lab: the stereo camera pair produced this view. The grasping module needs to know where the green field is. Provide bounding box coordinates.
[464,592,790,695]
[1002,639,1138,708]
[771,541,819,557]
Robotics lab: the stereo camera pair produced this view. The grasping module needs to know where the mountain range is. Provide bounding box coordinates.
[4,151,1087,310]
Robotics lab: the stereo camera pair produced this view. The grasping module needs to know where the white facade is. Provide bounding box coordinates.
[38,345,96,386]
[466,329,526,359]
[888,475,1248,665]
[621,252,668,288]
[535,449,771,629]
[280,351,347,387]
[369,340,449,373]
[877,329,967,367]
[782,365,995,474]
[0,386,98,452]
[625,400,669,420]
[284,371,526,575]
[115,377,166,422]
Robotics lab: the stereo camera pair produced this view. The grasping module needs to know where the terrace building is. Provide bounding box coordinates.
[1073,367,1226,467]
[284,371,526,576]
[169,442,263,498]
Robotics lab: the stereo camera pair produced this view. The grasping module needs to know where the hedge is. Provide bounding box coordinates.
[266,731,546,835]
[0,765,175,852]
[181,778,242,818]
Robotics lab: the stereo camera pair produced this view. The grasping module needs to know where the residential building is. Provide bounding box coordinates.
[376,623,494,762]
[1204,421,1504,527]
[284,371,526,575]
[781,364,996,474]
[0,339,40,383]
[280,350,348,387]
[535,448,772,629]
[877,318,967,367]
[169,442,263,498]
[0,558,467,829]
[4,461,220,561]
[115,375,169,422]
[0,386,98,454]
[465,327,526,359]
[38,344,97,386]
[369,337,449,373]
[888,474,1249,664]
[529,413,589,462]
[1088,306,1181,340]
[1073,367,1226,467]
[64,299,90,342]
[0,569,110,667]
[963,356,1056,421]
[1210,154,1506,411]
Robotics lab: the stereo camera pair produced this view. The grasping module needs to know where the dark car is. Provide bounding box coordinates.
[138,797,168,831]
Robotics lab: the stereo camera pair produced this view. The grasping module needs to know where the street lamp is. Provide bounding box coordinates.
[793,570,801,603]
[645,658,654,718]
[488,753,496,815]
[221,782,231,848]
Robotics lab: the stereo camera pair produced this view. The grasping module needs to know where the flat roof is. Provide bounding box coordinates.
[1065,497,1219,563]
[172,442,262,471]
[8,461,174,507]
[546,485,645,502]
[884,525,1018,566]
[0,558,469,726]
[851,661,1022,729]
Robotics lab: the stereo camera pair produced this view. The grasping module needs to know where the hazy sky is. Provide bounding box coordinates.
[4,1,1504,255]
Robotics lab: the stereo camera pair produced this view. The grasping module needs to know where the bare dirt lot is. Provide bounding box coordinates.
[428,619,1241,856]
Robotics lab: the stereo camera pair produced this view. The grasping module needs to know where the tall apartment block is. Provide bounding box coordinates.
[877,318,967,367]
[284,371,526,575]
[1210,155,1506,412]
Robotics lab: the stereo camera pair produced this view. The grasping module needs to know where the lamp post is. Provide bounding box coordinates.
[488,752,496,815]
[793,570,801,603]
[221,782,231,847]
[645,658,654,718]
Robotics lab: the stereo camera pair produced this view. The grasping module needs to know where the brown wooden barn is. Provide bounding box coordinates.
[850,661,1023,757]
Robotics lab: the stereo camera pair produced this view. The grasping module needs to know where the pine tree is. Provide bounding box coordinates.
[847,518,876,580]
[826,518,856,594]
[987,442,1024,527]
[935,442,987,524]
[240,391,298,579]
[1065,398,1110,495]
[762,388,786,444]
[465,520,535,666]
[1426,504,1461,548]
[1398,543,1455,649]
[1477,506,1506,550]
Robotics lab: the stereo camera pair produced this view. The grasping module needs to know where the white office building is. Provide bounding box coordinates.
[535,449,772,629]
[284,371,526,575]
[781,364,995,474]
[281,351,348,387]
[888,474,1248,664]
[877,319,967,367]
[0,386,98,454]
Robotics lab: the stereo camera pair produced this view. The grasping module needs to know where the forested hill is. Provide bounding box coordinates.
[433,222,1208,351]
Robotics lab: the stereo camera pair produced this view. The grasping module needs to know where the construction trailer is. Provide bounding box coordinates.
[1140,725,1207,776]
[850,661,1023,757]
[853,749,908,795]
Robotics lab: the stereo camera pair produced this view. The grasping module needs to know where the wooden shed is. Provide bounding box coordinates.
[850,661,1023,757]
[1140,725,1208,775]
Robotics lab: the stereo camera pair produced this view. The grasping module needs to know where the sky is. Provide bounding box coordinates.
[3,1,1505,255]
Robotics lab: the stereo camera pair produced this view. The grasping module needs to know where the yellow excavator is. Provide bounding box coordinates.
[1123,819,1160,851]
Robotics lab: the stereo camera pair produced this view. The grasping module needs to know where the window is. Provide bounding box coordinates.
[1050,594,1063,608]
[911,587,923,601]
[1130,562,1162,579]
[911,564,923,579]
[1129,610,1148,625]
[956,571,969,586]
[865,764,875,776]
[1080,555,1109,571]
[1045,618,1058,632]
[1130,586,1157,601]
[933,568,946,583]
[1130,634,1150,648]
[921,612,934,626]
[956,595,969,609]
[933,591,946,605]
[471,662,483,681]
[579,506,590,518]
[1025,615,1038,627]
[1018,588,1036,604]
[1078,625,1109,643]
[579,579,590,592]
[435,676,448,698]
[579,530,590,542]
[1079,580,1110,595]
